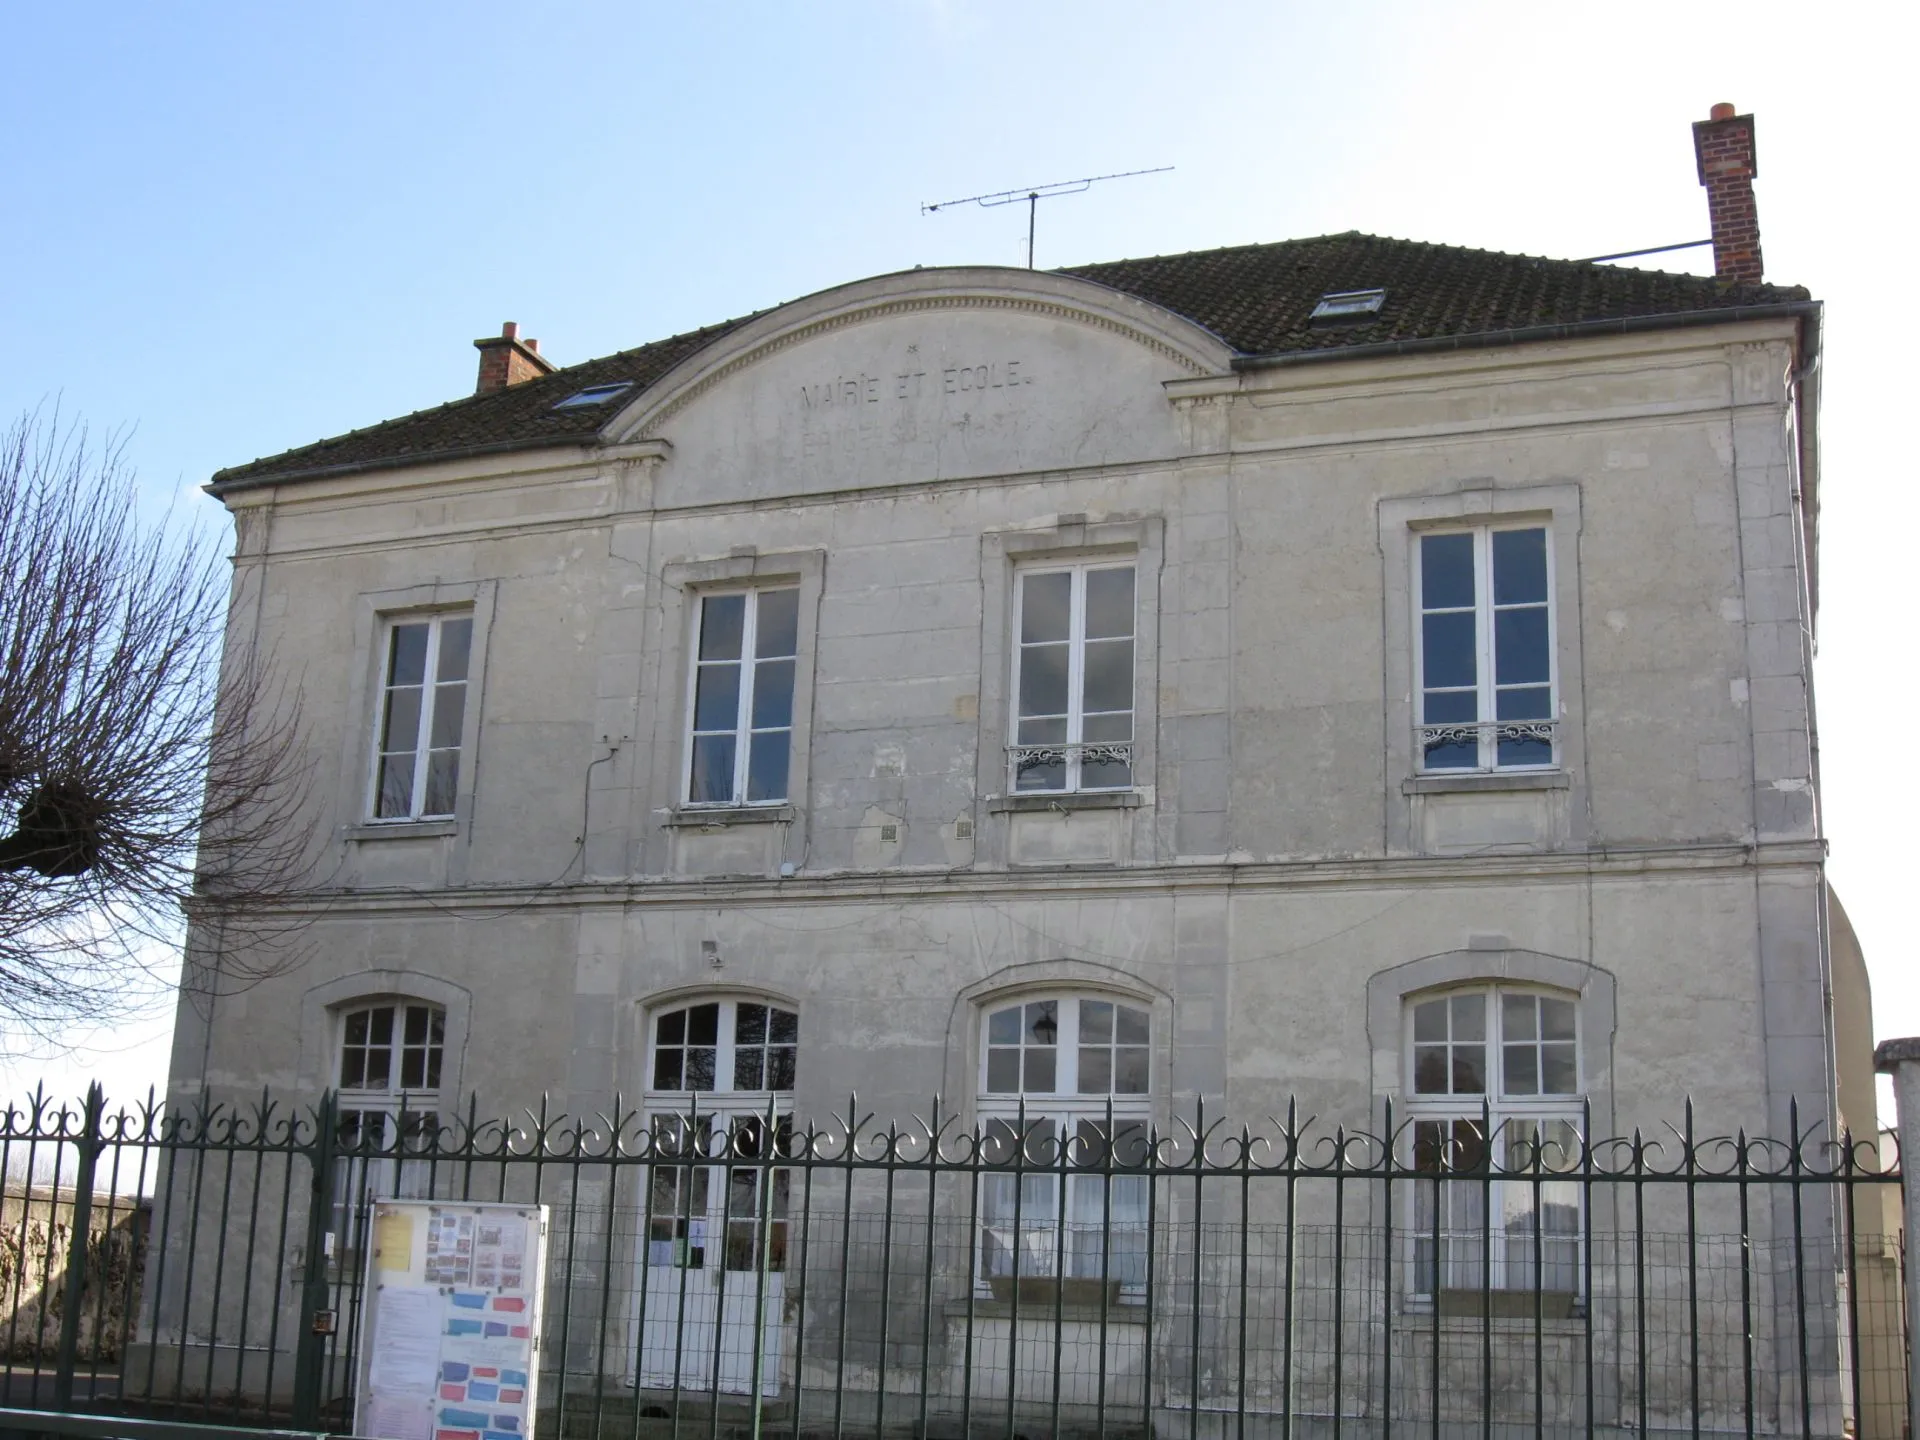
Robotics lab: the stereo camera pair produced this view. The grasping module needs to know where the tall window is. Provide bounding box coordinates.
[372,612,472,819]
[976,996,1150,1293]
[334,1002,446,1245]
[1417,527,1554,772]
[1404,987,1582,1299]
[1010,563,1135,793]
[645,1000,797,1273]
[686,589,799,806]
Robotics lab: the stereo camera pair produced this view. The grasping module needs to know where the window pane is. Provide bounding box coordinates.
[694,662,741,731]
[1494,608,1550,685]
[988,1008,1021,1045]
[1498,731,1553,768]
[1014,754,1066,791]
[404,1007,429,1044]
[658,1010,685,1045]
[1542,1044,1578,1094]
[684,1047,715,1091]
[986,1050,1019,1093]
[370,1008,394,1045]
[687,1005,719,1045]
[734,1049,764,1091]
[382,687,423,751]
[1502,994,1537,1040]
[1421,611,1476,690]
[436,619,473,682]
[1504,1043,1539,1095]
[346,1010,370,1046]
[1413,1045,1449,1095]
[1450,994,1485,1041]
[365,1047,391,1090]
[689,735,736,803]
[1084,568,1135,639]
[401,1050,424,1089]
[1114,1047,1149,1094]
[1025,1001,1058,1045]
[1080,1001,1113,1042]
[1420,534,1475,610]
[1081,639,1133,715]
[653,1049,683,1090]
[1541,998,1576,1041]
[769,1008,797,1044]
[737,1003,767,1045]
[1492,528,1548,605]
[1422,736,1476,771]
[1116,1006,1149,1045]
[699,594,746,661]
[1081,710,1132,743]
[341,1050,366,1088]
[755,589,799,658]
[1413,999,1447,1043]
[1023,1048,1056,1093]
[1019,644,1069,718]
[1496,685,1552,721]
[767,1047,795,1091]
[1423,689,1477,724]
[1079,753,1133,789]
[388,624,429,686]
[423,751,458,816]
[1451,1045,1485,1094]
[425,1047,442,1090]
[430,684,465,748]
[751,659,795,728]
[1078,1047,1112,1094]
[1021,572,1072,643]
[746,731,790,802]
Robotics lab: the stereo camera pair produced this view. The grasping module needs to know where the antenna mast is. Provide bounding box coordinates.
[921,166,1174,269]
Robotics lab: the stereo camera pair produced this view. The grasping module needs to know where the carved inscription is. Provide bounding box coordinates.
[800,359,1031,411]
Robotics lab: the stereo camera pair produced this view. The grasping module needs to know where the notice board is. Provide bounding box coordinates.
[354,1200,551,1440]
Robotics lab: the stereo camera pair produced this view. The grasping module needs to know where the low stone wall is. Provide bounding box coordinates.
[0,1183,150,1362]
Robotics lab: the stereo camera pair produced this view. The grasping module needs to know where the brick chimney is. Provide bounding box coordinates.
[473,321,556,394]
[1692,102,1764,286]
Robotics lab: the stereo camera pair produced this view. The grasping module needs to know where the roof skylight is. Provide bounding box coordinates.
[552,382,634,410]
[1309,288,1387,321]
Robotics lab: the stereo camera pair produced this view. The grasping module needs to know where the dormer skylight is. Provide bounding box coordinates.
[551,382,634,410]
[1309,288,1387,322]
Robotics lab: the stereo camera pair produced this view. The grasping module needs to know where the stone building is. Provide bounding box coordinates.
[160,106,1885,1431]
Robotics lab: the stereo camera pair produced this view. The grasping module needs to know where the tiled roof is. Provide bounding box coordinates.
[212,233,1812,487]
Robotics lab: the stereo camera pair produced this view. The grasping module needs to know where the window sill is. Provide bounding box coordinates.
[1402,1290,1585,1324]
[663,804,797,828]
[1402,770,1569,796]
[344,819,459,841]
[987,791,1143,815]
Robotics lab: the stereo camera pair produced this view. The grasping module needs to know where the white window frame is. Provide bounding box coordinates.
[1008,561,1138,794]
[367,610,473,821]
[1413,524,1557,774]
[642,998,797,1276]
[974,994,1152,1299]
[1400,985,1584,1301]
[332,1000,447,1264]
[681,587,800,808]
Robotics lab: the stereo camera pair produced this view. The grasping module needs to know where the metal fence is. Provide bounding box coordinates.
[0,1087,1904,1440]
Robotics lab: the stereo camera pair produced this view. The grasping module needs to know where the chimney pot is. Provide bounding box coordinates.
[501,322,519,340]
[526,339,539,354]
[1691,106,1764,286]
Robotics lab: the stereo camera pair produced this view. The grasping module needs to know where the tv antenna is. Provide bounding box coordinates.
[921,166,1174,269]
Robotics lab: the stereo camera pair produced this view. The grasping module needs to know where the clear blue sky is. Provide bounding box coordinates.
[2,1,1912,1101]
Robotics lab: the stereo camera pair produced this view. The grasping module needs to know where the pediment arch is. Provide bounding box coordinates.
[601,268,1235,503]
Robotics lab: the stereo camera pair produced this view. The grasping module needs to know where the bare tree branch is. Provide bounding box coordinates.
[0,410,315,1044]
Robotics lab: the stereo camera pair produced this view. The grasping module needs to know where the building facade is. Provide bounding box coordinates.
[159,108,1883,1432]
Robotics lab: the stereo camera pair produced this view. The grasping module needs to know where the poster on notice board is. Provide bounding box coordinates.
[354,1200,551,1440]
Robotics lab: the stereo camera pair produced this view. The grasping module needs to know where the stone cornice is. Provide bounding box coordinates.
[189,839,1825,919]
